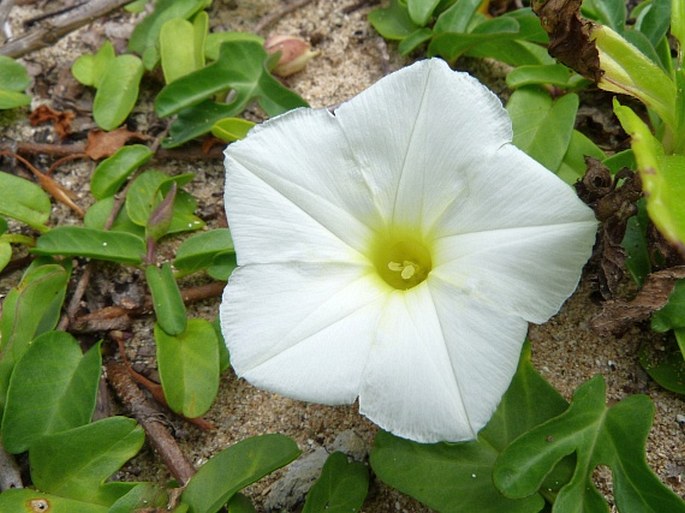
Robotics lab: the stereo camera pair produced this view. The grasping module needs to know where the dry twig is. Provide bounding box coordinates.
[106,361,196,485]
[0,0,132,58]
[254,0,315,34]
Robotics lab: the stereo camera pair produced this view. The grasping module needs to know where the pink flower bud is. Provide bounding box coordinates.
[264,35,319,77]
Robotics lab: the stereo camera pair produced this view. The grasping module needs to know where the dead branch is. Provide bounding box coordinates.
[0,0,132,58]
[106,361,196,485]
[254,0,315,34]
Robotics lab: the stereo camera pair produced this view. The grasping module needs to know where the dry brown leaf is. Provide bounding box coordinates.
[85,127,149,160]
[532,0,602,82]
[29,104,75,139]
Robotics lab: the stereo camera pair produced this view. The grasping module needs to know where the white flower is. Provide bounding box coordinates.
[220,59,596,443]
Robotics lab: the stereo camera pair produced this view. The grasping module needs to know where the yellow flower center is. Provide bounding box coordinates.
[372,237,432,290]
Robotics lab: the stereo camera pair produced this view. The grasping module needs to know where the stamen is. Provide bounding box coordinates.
[388,260,419,281]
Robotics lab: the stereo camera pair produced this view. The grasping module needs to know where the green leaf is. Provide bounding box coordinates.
[428,16,520,61]
[125,169,193,227]
[407,0,440,25]
[494,375,685,513]
[433,0,480,33]
[507,88,579,173]
[466,38,553,67]
[108,482,167,513]
[160,18,200,83]
[227,493,256,513]
[2,333,101,453]
[614,100,685,250]
[211,117,255,142]
[90,144,153,200]
[556,129,606,184]
[212,316,230,374]
[582,0,626,32]
[128,0,209,67]
[174,228,234,274]
[0,240,10,272]
[368,0,419,40]
[93,54,144,130]
[0,171,51,231]
[84,197,144,236]
[0,55,30,90]
[0,489,108,513]
[146,263,187,335]
[622,198,651,285]
[156,40,307,147]
[640,337,685,394]
[155,319,219,418]
[302,452,369,513]
[205,31,264,61]
[207,251,237,281]
[505,64,578,89]
[0,56,31,109]
[652,279,685,332]
[370,342,570,513]
[0,263,69,410]
[182,434,301,513]
[33,226,145,264]
[71,41,116,87]
[30,417,145,504]
[397,28,434,55]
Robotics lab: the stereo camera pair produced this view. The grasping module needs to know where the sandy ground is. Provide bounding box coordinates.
[1,1,684,512]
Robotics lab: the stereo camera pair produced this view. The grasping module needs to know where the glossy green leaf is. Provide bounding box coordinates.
[33,226,145,264]
[227,493,256,513]
[674,0,685,59]
[0,171,51,231]
[582,0,626,32]
[466,38,553,66]
[160,18,199,83]
[204,31,264,61]
[0,56,31,109]
[192,11,208,69]
[211,117,255,142]
[84,197,144,236]
[407,0,440,25]
[652,280,685,332]
[640,337,685,394]
[556,129,606,184]
[182,434,301,513]
[506,64,578,89]
[2,332,101,453]
[433,0,480,33]
[207,251,237,281]
[0,489,108,513]
[0,240,10,272]
[615,100,685,250]
[156,40,307,147]
[397,28,433,55]
[155,318,219,418]
[146,263,187,335]
[508,88,579,173]
[90,144,153,200]
[166,189,205,234]
[302,452,369,513]
[429,17,520,61]
[595,26,676,129]
[30,417,144,504]
[0,263,69,410]
[212,316,230,374]
[494,375,685,513]
[128,0,209,67]
[125,169,193,226]
[71,41,116,88]
[108,482,167,513]
[368,0,419,40]
[370,342,571,513]
[622,198,651,285]
[93,54,144,130]
[174,228,234,274]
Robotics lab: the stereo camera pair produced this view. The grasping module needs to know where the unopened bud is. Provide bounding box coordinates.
[265,35,319,77]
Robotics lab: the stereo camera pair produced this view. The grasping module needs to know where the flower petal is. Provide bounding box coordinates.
[358,281,526,443]
[221,263,385,404]
[431,144,597,323]
[224,108,382,263]
[335,58,512,234]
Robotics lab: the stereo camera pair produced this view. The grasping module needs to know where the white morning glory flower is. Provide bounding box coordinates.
[220,59,596,443]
